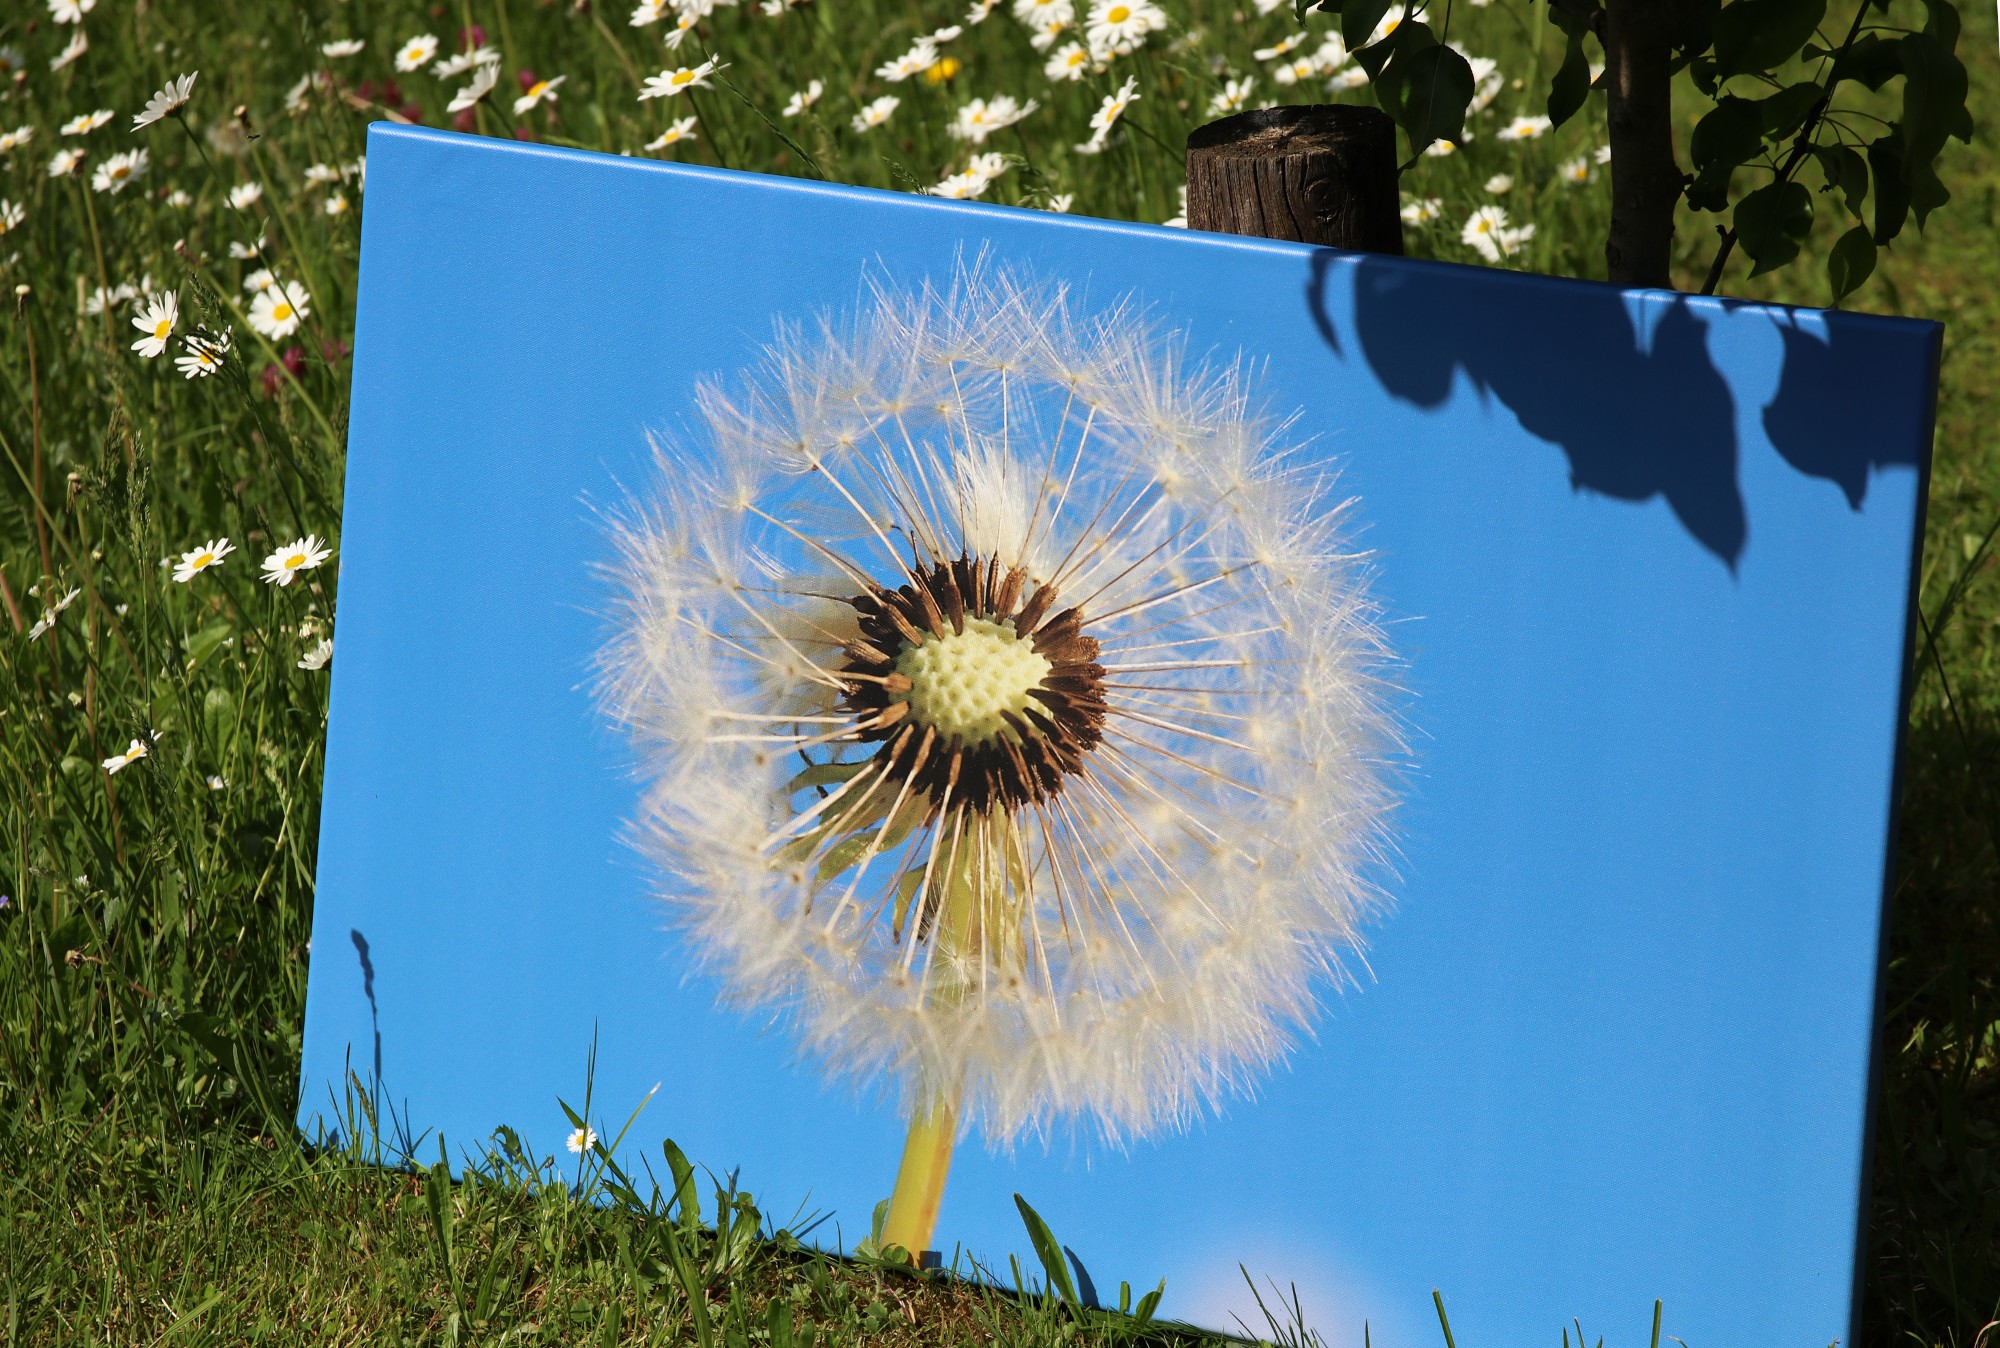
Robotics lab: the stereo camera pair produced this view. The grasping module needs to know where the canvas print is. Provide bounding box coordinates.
[302,122,1939,1346]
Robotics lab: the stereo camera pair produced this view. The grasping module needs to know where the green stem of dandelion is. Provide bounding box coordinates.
[880,815,1013,1258]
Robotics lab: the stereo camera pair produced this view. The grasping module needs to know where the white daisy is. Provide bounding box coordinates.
[50,30,88,71]
[781,80,824,118]
[1495,114,1552,141]
[166,189,192,207]
[248,281,311,339]
[950,94,1038,144]
[446,63,500,114]
[0,200,21,236]
[1399,195,1443,225]
[1594,143,1612,164]
[1084,0,1165,56]
[0,126,34,154]
[61,110,114,136]
[129,292,179,358]
[1271,57,1317,86]
[565,1126,598,1154]
[1044,192,1073,212]
[1461,204,1533,261]
[1557,154,1595,185]
[512,74,565,115]
[228,235,264,259]
[260,535,333,586]
[48,0,95,23]
[875,41,939,83]
[303,162,341,185]
[638,60,722,99]
[173,537,235,582]
[26,586,80,640]
[175,328,232,379]
[1012,0,1073,24]
[644,117,699,151]
[1076,74,1138,151]
[92,148,148,194]
[850,95,899,133]
[663,12,701,49]
[432,46,502,78]
[1043,41,1094,82]
[1027,14,1071,49]
[47,148,85,177]
[1206,76,1253,116]
[298,637,334,670]
[629,0,670,25]
[243,267,274,292]
[1252,34,1304,60]
[395,34,440,71]
[228,181,263,210]
[1484,173,1514,195]
[322,39,366,59]
[966,0,1001,23]
[132,73,199,131]
[324,192,349,216]
[102,738,150,775]
[1326,65,1371,91]
[206,775,228,791]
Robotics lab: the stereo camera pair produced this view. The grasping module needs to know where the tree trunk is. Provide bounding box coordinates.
[1185,106,1404,254]
[1602,0,1686,288]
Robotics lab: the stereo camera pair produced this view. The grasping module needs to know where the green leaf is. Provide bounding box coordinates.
[1712,0,1826,77]
[1547,29,1592,129]
[1829,33,1903,90]
[1399,42,1474,149]
[1734,180,1815,275]
[663,1138,702,1232]
[1813,142,1869,215]
[1012,1194,1081,1310]
[1868,128,1911,242]
[1339,0,1398,56]
[1756,82,1823,139]
[1687,97,1764,211]
[182,618,233,671]
[1826,224,1878,303]
[1898,32,1971,175]
[1908,158,1952,230]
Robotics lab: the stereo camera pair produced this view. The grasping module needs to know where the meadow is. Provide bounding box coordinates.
[0,0,1995,1342]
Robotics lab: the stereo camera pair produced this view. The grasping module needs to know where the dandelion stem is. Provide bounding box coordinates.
[881,1087,959,1258]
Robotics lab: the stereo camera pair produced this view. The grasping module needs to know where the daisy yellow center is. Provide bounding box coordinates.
[1106,4,1131,20]
[111,165,129,179]
[925,56,962,82]
[153,319,170,339]
[272,303,293,321]
[671,69,695,85]
[528,80,549,97]
[284,552,305,568]
[893,617,1051,748]
[194,553,214,566]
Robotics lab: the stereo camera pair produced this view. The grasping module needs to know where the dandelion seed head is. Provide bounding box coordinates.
[602,262,1397,1146]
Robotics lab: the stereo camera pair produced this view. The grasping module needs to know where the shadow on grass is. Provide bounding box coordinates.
[1865,710,2000,1346]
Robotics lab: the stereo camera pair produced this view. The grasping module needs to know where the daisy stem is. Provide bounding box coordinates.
[880,1087,960,1258]
[686,89,732,169]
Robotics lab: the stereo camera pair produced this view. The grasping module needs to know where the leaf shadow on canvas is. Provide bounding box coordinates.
[1305,252,1924,570]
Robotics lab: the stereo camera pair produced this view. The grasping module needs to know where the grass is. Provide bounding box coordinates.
[0,0,1995,1341]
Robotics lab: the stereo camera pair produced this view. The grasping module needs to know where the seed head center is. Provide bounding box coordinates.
[893,617,1050,747]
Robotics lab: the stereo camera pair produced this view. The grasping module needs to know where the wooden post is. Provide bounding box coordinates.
[1185,106,1404,254]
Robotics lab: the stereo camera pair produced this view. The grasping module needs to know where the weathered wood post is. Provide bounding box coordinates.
[1185,105,1404,254]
